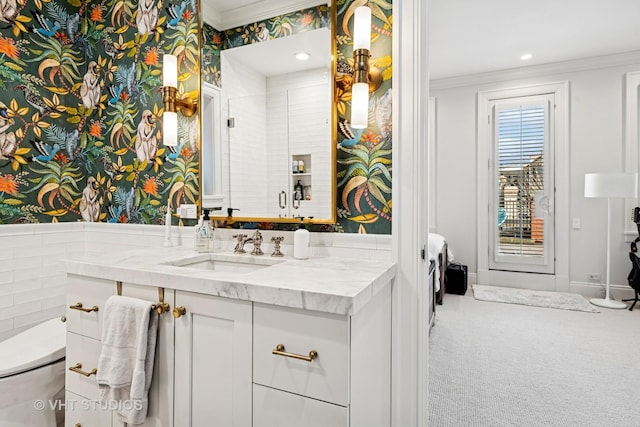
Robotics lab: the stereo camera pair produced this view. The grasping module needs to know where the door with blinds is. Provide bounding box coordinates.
[489,95,555,274]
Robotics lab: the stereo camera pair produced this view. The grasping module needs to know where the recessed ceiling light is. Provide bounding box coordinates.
[520,53,533,61]
[295,52,310,61]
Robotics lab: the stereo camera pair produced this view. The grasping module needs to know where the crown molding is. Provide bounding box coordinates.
[430,50,640,91]
[204,0,326,31]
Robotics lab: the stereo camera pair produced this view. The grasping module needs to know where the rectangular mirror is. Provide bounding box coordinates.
[200,1,336,224]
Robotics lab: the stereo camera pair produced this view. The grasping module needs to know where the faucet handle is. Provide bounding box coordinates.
[233,233,248,253]
[271,236,284,257]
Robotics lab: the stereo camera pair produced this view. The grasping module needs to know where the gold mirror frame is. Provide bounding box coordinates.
[198,1,337,226]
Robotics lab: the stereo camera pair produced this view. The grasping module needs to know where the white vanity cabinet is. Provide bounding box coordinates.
[173,290,253,426]
[64,248,395,427]
[253,284,392,426]
[65,276,174,427]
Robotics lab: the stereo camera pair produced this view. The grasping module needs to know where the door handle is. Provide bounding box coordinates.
[279,191,287,209]
[534,192,553,217]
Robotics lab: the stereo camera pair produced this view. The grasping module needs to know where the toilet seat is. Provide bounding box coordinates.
[0,318,66,378]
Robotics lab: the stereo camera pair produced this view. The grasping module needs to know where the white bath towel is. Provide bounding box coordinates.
[97,295,158,425]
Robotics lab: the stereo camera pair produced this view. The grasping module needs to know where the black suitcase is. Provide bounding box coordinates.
[445,263,468,295]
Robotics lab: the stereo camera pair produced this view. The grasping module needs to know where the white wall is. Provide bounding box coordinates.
[0,223,391,341]
[430,57,640,295]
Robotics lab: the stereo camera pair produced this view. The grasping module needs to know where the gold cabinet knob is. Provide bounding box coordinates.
[173,306,186,318]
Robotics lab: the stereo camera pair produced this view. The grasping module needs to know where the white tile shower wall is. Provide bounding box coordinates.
[266,69,332,219]
[0,222,390,340]
[222,52,268,217]
[266,89,289,218]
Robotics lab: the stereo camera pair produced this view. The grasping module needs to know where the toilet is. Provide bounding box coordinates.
[0,317,66,427]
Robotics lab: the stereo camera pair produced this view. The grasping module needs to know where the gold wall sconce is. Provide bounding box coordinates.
[162,53,198,146]
[351,5,372,129]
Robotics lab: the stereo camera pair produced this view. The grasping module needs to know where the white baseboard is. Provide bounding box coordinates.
[569,281,636,301]
[467,272,477,285]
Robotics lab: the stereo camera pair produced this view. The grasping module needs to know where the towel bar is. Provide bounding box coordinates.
[115,281,171,314]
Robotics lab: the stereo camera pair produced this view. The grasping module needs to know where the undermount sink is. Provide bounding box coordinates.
[165,254,283,274]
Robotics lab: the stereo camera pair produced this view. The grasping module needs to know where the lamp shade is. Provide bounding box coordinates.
[584,172,637,198]
[353,6,371,51]
[351,82,369,129]
[163,54,178,88]
[163,111,178,146]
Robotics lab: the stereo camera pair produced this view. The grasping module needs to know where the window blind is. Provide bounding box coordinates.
[498,106,545,168]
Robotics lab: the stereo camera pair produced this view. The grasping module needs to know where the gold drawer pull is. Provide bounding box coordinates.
[69,302,99,313]
[69,363,97,377]
[173,306,186,318]
[272,344,318,362]
[75,424,81,427]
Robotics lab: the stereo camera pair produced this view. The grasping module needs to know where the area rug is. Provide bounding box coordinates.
[472,284,599,313]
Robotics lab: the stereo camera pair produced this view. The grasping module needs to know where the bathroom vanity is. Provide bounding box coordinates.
[63,248,396,427]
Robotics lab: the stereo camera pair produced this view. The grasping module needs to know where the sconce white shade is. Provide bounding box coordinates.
[351,82,369,129]
[163,111,178,146]
[353,6,371,51]
[584,172,637,198]
[163,54,178,88]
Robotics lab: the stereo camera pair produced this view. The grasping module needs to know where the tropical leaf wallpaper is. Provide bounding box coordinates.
[335,0,392,234]
[201,22,222,88]
[0,0,391,235]
[0,0,200,225]
[201,0,392,234]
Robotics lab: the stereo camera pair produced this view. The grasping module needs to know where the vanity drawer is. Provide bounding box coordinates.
[66,332,102,400]
[66,274,115,340]
[253,303,349,406]
[253,384,347,427]
[64,390,112,427]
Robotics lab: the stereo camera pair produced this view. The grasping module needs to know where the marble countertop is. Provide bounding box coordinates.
[62,247,396,316]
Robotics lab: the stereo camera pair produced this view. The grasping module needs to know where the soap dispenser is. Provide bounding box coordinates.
[293,217,310,260]
[202,209,215,252]
[194,214,205,252]
[194,210,214,253]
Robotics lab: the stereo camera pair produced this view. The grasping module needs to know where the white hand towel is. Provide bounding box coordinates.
[97,295,158,425]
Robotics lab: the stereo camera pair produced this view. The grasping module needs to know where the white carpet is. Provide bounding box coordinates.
[472,284,599,313]
[429,293,640,427]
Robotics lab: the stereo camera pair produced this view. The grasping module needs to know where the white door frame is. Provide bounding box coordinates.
[392,0,429,426]
[477,82,570,291]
